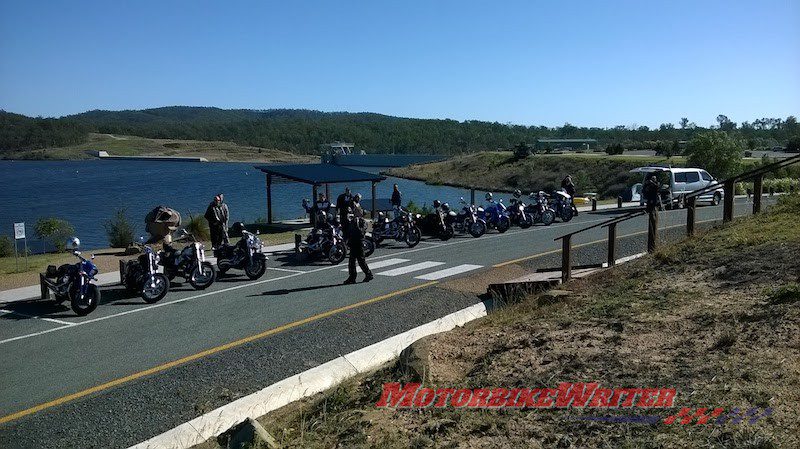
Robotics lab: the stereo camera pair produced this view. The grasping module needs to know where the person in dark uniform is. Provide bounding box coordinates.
[343,203,373,284]
[336,186,352,227]
[642,173,662,212]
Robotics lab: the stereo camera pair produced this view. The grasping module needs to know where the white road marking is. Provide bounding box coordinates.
[414,264,483,280]
[340,258,410,272]
[377,261,445,276]
[0,309,76,326]
[266,267,307,274]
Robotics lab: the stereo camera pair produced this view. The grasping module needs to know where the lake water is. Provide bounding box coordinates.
[0,160,493,249]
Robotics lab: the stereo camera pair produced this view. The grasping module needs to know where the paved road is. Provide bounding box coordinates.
[0,198,767,448]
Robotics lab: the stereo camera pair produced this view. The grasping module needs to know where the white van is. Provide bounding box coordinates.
[630,166,724,208]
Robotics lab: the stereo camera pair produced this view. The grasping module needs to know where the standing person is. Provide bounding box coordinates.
[561,175,578,216]
[642,173,662,213]
[343,202,372,284]
[204,194,229,249]
[391,184,402,209]
[304,193,331,228]
[336,186,353,226]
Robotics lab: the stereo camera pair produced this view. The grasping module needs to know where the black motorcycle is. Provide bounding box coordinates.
[447,198,486,238]
[550,191,576,222]
[122,239,170,303]
[419,203,455,241]
[298,213,349,264]
[372,208,421,247]
[507,197,533,228]
[214,226,268,279]
[159,230,217,289]
[42,241,101,316]
[525,192,556,226]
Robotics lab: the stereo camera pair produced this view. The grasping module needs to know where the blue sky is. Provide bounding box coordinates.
[0,0,797,127]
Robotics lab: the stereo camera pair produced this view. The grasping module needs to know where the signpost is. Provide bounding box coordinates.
[13,222,28,270]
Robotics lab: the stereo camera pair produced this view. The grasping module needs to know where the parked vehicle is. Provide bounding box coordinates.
[479,194,511,233]
[372,208,421,247]
[449,198,487,237]
[123,239,170,303]
[42,238,100,316]
[419,200,455,241]
[159,230,217,289]
[508,195,533,229]
[630,166,723,208]
[298,212,348,264]
[550,190,576,222]
[526,191,556,226]
[214,223,268,279]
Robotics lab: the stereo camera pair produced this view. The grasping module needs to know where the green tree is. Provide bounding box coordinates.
[34,217,75,252]
[104,209,135,248]
[684,131,743,178]
[513,142,530,160]
[605,143,624,155]
[0,235,13,257]
[679,117,689,129]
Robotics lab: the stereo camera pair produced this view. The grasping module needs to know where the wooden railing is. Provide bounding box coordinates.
[554,153,800,282]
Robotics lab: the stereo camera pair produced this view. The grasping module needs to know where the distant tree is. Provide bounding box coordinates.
[684,131,743,178]
[787,135,800,153]
[34,217,75,252]
[513,142,530,159]
[716,114,737,131]
[679,117,690,129]
[605,143,624,155]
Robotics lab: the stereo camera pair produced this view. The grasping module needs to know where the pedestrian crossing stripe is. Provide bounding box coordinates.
[414,264,483,280]
[376,261,445,276]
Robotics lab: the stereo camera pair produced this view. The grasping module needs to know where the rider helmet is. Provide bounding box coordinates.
[68,237,80,249]
[353,193,362,203]
[433,199,441,208]
[485,192,493,201]
[441,202,450,212]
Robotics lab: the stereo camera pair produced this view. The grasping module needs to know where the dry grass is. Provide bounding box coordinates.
[238,195,800,449]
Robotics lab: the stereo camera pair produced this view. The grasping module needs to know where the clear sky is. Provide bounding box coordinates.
[1,0,798,127]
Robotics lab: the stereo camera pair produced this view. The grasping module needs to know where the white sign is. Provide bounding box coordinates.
[13,222,25,240]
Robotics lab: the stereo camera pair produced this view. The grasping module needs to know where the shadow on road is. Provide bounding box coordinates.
[251,283,341,296]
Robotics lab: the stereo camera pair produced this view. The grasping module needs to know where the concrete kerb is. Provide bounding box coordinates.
[128,301,489,449]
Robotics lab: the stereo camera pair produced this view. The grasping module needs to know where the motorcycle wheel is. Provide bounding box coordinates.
[141,273,170,303]
[328,241,347,265]
[71,284,100,316]
[405,227,421,247]
[497,217,510,233]
[519,214,533,229]
[560,207,574,222]
[362,237,376,258]
[244,257,267,280]
[541,210,556,226]
[373,235,384,246]
[189,262,217,290]
[469,220,486,238]
[439,225,454,241]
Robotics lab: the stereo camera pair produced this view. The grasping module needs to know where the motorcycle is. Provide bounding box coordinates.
[507,197,533,228]
[479,198,511,233]
[122,239,170,303]
[448,198,486,238]
[298,213,349,264]
[550,190,575,222]
[43,239,100,316]
[419,203,455,241]
[372,208,421,247]
[159,229,217,289]
[525,191,556,226]
[214,226,268,279]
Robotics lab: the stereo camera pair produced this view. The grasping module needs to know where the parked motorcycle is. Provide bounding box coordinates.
[525,191,556,226]
[448,198,486,238]
[508,195,533,228]
[298,213,348,264]
[43,238,100,316]
[159,229,217,289]
[479,194,511,233]
[419,200,455,241]
[550,190,575,222]
[214,222,268,279]
[123,239,170,303]
[372,208,421,247]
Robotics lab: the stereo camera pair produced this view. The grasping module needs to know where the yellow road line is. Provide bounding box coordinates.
[0,281,438,425]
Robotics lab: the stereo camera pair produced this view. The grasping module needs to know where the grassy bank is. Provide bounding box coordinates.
[229,195,800,448]
[1,133,316,163]
[387,151,777,200]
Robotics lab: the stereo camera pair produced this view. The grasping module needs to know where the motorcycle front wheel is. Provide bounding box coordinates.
[362,237,376,257]
[560,207,574,222]
[71,284,100,316]
[541,210,556,226]
[405,227,421,247]
[439,225,454,241]
[497,217,510,233]
[189,262,217,290]
[244,257,267,280]
[328,242,347,265]
[519,214,533,229]
[469,220,487,238]
[141,273,170,303]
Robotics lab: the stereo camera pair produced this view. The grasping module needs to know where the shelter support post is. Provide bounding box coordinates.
[753,175,763,214]
[686,196,696,236]
[266,174,273,224]
[470,189,475,205]
[371,181,377,218]
[723,180,735,222]
[607,223,617,267]
[561,236,572,283]
[325,183,330,202]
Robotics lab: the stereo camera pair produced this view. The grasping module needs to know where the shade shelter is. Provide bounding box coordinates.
[253,164,387,223]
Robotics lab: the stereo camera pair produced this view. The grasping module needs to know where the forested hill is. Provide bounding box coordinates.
[1,106,798,154]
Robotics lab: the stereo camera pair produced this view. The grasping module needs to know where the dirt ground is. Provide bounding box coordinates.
[241,195,800,448]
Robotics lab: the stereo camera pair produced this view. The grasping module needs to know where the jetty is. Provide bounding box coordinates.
[90,150,208,162]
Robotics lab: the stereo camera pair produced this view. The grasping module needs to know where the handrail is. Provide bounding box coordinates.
[554,209,645,241]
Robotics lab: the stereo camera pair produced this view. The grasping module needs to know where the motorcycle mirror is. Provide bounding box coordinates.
[256,230,260,235]
[91,254,96,260]
[73,250,81,256]
[139,236,145,243]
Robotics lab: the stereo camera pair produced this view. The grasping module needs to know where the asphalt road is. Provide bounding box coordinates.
[0,198,768,448]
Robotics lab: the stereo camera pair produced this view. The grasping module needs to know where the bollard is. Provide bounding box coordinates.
[753,175,763,214]
[561,235,572,283]
[40,273,50,300]
[591,198,597,211]
[686,196,696,236]
[617,196,623,208]
[647,209,658,252]
[769,186,774,197]
[607,223,617,267]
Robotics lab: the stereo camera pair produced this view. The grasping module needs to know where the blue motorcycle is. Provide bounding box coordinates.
[42,238,101,316]
[479,194,511,233]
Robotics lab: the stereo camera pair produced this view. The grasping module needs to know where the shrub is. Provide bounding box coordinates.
[685,131,743,178]
[184,213,210,241]
[512,142,530,160]
[0,235,13,257]
[104,208,135,248]
[605,143,624,155]
[33,217,75,252]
